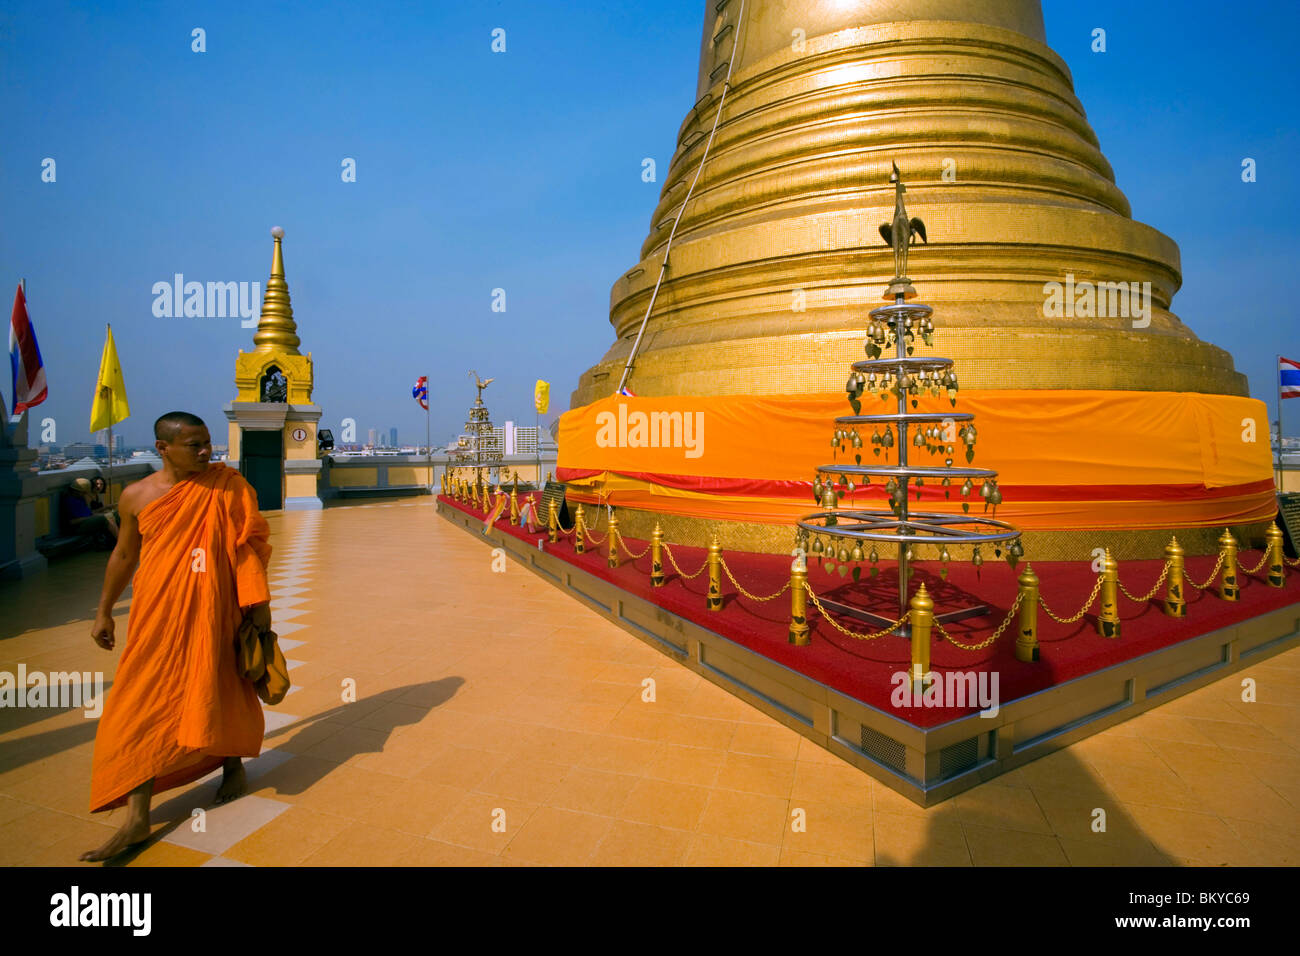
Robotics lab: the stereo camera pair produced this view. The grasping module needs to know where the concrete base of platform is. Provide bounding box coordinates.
[439,500,1300,806]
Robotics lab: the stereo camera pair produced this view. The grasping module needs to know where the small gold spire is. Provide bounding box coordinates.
[254,226,301,354]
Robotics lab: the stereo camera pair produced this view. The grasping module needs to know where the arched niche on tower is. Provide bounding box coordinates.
[259,365,289,403]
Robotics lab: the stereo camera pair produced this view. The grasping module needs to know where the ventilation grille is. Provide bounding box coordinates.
[859,725,906,772]
[939,736,980,779]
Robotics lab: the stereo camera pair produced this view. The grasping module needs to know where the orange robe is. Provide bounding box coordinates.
[89,463,271,812]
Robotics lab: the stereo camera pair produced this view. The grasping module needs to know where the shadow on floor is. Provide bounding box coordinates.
[92,677,465,865]
[199,676,464,804]
[871,744,1179,867]
[0,551,127,637]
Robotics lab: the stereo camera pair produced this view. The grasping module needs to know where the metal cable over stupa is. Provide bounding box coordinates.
[797,164,1023,633]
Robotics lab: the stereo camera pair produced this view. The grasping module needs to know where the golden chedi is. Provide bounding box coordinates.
[560,0,1274,558]
[226,227,324,511]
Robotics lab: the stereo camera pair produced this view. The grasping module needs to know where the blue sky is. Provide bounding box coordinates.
[2,0,1298,448]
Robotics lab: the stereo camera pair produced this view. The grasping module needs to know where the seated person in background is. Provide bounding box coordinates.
[63,478,119,549]
[89,475,120,523]
[89,476,107,510]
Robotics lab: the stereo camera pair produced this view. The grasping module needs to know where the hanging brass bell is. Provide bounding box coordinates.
[811,537,824,555]
[850,544,864,562]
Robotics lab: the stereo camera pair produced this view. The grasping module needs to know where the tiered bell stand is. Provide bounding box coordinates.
[797,279,1023,641]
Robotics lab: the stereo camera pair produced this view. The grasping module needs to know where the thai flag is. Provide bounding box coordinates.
[412,375,428,410]
[1281,357,1300,400]
[619,385,635,398]
[9,284,47,417]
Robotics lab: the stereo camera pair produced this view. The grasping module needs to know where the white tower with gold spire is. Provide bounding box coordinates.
[224,227,323,510]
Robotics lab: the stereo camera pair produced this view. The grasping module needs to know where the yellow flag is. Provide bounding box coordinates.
[534,379,550,415]
[90,324,130,432]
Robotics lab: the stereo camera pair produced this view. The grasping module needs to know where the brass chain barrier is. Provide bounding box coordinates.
[1184,552,1226,591]
[661,541,709,579]
[803,582,907,641]
[1287,555,1300,568]
[1038,574,1104,624]
[1118,560,1171,603]
[1237,550,1271,575]
[934,590,1025,651]
[719,556,791,602]
[618,535,651,560]
[584,528,608,545]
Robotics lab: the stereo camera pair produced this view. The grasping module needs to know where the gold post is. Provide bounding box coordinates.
[1218,529,1239,601]
[574,504,586,555]
[1014,564,1039,662]
[650,522,664,586]
[547,499,558,543]
[789,554,810,645]
[1164,537,1186,617]
[608,512,620,569]
[707,534,722,610]
[509,485,520,525]
[909,583,934,692]
[1266,523,1285,588]
[1098,549,1120,638]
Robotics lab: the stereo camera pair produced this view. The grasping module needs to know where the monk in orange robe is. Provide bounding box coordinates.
[82,411,272,861]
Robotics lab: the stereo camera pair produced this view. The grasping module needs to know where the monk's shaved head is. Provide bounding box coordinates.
[154,411,207,442]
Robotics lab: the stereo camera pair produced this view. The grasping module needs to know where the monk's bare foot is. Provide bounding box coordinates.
[79,819,150,862]
[215,759,246,804]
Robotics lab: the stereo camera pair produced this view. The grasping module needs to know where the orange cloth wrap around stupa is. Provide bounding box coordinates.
[557,392,1275,531]
[89,464,270,813]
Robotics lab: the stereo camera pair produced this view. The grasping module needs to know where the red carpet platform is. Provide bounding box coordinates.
[443,495,1300,729]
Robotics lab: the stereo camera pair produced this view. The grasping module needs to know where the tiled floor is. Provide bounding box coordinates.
[2,497,1299,866]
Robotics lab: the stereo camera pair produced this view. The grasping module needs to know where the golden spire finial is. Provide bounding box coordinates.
[253,226,301,354]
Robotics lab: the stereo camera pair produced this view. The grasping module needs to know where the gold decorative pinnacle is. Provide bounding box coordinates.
[253,226,301,354]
